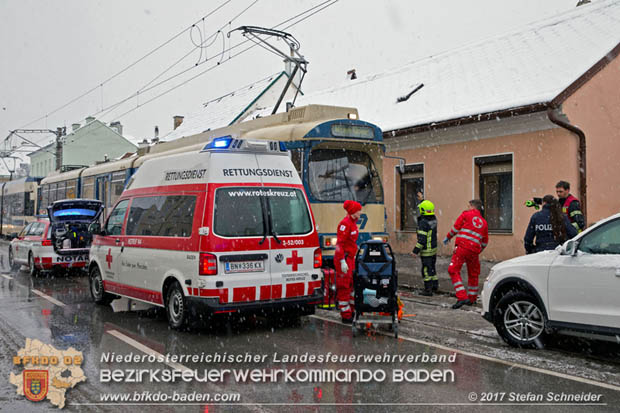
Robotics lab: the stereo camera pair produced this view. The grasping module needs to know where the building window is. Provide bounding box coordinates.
[399,164,424,231]
[476,154,512,233]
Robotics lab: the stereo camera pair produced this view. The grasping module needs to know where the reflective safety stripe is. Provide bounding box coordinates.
[415,243,424,249]
[455,286,465,292]
[430,275,438,281]
[481,242,488,248]
[453,281,463,287]
[340,305,350,312]
[338,301,349,306]
[417,230,428,235]
[460,228,483,239]
[420,249,437,256]
[456,234,482,245]
[570,210,582,217]
[468,286,479,291]
[572,222,580,230]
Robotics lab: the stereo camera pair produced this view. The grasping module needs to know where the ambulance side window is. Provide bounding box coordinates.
[105,200,129,236]
[126,195,196,237]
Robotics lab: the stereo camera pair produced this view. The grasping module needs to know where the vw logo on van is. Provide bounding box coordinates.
[275,253,284,263]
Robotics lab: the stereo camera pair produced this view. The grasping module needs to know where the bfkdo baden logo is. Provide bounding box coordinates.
[10,338,86,409]
[24,370,49,402]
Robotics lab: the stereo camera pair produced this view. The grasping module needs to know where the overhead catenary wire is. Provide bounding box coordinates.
[91,0,262,122]
[100,0,339,122]
[141,0,259,93]
[13,0,339,151]
[17,0,234,130]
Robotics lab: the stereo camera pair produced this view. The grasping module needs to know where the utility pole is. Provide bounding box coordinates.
[0,127,64,236]
[55,127,66,171]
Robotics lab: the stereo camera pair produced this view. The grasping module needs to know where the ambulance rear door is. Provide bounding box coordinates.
[256,155,321,302]
[207,152,274,305]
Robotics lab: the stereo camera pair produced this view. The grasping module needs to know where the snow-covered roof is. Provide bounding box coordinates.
[163,71,302,141]
[294,0,620,132]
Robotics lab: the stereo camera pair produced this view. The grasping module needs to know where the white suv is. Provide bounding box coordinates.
[482,212,620,348]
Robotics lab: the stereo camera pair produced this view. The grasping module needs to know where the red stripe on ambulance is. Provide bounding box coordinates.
[103,281,163,305]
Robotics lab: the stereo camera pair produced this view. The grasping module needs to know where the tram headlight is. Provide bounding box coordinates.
[347,113,358,120]
[323,236,338,248]
[372,235,389,243]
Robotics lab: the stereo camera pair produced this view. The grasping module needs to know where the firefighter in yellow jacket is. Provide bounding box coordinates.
[411,200,438,296]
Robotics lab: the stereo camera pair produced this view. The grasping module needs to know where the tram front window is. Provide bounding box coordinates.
[308,149,383,203]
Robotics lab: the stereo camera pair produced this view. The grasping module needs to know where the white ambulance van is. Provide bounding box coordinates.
[88,137,323,329]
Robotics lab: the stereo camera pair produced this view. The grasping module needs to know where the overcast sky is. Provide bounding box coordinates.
[0,0,580,174]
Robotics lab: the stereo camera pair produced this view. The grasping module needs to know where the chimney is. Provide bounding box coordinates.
[173,115,184,130]
[110,121,123,136]
[71,123,81,132]
[152,126,159,143]
[137,139,150,155]
[347,69,357,80]
[85,116,95,123]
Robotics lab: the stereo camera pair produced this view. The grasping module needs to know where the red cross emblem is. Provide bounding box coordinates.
[105,248,113,269]
[473,216,483,229]
[286,250,303,271]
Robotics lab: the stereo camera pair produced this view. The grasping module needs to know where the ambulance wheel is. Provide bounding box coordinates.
[8,247,19,271]
[493,291,546,349]
[90,266,114,305]
[28,253,39,277]
[166,282,188,330]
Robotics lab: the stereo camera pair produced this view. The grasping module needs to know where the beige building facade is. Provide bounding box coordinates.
[384,51,620,261]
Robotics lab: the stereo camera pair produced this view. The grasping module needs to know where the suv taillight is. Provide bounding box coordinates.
[199,253,218,275]
[42,239,52,246]
[314,248,322,268]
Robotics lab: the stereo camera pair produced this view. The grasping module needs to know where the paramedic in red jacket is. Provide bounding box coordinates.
[334,200,362,323]
[444,199,489,309]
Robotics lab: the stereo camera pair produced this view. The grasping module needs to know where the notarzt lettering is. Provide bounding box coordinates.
[55,255,87,263]
[222,168,293,178]
[164,169,207,181]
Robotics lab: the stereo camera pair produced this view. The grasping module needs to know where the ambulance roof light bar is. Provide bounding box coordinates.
[201,136,288,154]
[203,136,233,150]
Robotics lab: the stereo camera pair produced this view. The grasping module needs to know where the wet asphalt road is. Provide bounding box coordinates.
[1,245,620,412]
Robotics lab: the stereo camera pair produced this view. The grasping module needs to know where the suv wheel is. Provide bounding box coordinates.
[28,253,39,277]
[8,247,19,271]
[90,266,114,305]
[494,291,547,348]
[166,282,188,330]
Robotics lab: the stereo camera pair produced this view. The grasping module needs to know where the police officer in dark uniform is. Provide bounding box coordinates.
[524,195,577,254]
[412,200,438,295]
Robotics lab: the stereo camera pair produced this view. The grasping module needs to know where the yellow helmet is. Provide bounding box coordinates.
[419,200,435,216]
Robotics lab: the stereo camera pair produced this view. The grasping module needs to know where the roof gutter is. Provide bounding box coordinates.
[384,102,549,138]
[546,107,587,221]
